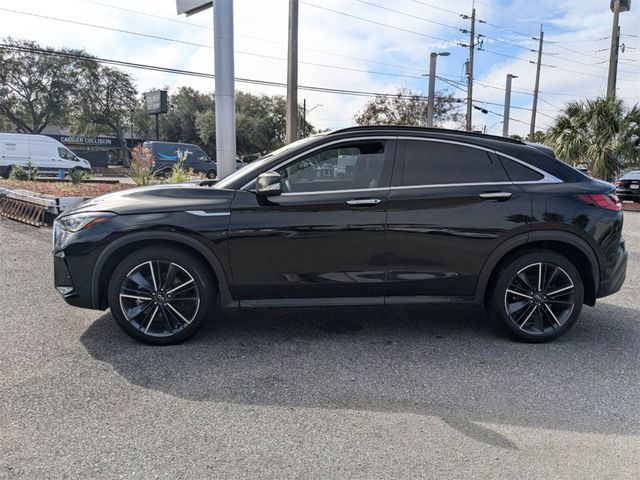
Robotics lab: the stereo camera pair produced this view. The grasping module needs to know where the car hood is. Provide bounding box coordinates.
[63,183,237,216]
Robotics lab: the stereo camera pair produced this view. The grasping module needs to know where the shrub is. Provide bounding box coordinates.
[67,168,92,185]
[163,149,191,184]
[9,162,39,181]
[129,145,156,186]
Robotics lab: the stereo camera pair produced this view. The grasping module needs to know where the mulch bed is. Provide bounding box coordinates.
[0,180,134,198]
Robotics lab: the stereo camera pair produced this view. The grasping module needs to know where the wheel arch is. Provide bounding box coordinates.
[91,231,236,310]
[476,231,600,307]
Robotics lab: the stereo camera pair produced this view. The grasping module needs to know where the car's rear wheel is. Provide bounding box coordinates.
[206,169,217,179]
[488,249,584,342]
[107,246,216,345]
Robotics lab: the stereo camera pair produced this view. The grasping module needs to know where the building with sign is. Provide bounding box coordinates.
[38,126,144,167]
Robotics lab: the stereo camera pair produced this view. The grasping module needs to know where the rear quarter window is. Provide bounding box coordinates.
[498,156,544,182]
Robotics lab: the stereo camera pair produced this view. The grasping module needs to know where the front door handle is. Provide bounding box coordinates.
[346,198,382,206]
[479,192,512,200]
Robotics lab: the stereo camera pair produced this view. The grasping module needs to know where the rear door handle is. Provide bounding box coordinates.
[479,192,512,200]
[346,198,382,206]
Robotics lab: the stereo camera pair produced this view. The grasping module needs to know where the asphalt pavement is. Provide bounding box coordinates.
[0,213,639,479]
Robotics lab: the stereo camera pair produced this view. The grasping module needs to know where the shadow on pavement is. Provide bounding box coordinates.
[81,302,640,446]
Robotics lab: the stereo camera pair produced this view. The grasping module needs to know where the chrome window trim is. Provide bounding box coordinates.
[240,134,562,192]
[279,187,389,197]
[398,136,562,185]
[389,181,513,191]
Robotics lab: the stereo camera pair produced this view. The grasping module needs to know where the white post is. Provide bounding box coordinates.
[427,53,437,128]
[503,74,516,138]
[214,0,236,178]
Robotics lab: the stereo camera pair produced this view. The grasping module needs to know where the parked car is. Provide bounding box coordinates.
[143,141,218,178]
[53,126,627,345]
[0,133,91,178]
[574,164,591,177]
[616,170,640,202]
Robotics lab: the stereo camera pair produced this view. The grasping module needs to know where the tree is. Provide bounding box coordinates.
[0,37,89,133]
[160,87,213,146]
[545,96,640,179]
[195,92,314,157]
[354,87,461,127]
[73,64,137,155]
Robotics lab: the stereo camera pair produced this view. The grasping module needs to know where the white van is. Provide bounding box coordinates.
[0,133,92,178]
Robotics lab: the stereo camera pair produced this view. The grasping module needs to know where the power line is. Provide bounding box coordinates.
[0,43,457,101]
[354,0,462,32]
[0,7,463,83]
[76,0,447,76]
[477,47,556,67]
[299,1,454,43]
[406,0,461,17]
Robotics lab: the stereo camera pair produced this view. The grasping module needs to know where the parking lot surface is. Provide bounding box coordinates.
[1,213,639,479]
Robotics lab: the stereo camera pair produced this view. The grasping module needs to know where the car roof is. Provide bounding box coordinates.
[329,125,526,146]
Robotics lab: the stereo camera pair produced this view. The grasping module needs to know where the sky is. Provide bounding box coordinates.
[1,0,639,137]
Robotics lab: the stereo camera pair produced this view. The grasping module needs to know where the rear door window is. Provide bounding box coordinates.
[396,140,509,186]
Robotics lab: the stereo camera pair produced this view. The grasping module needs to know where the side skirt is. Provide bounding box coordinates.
[236,296,477,308]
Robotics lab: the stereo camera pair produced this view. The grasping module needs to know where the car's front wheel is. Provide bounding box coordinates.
[107,246,216,345]
[206,169,217,179]
[488,249,584,342]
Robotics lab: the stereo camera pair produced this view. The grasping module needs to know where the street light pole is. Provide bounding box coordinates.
[427,52,449,128]
[213,0,236,179]
[503,74,517,138]
[286,0,299,143]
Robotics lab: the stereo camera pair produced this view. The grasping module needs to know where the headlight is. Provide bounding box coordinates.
[57,212,115,232]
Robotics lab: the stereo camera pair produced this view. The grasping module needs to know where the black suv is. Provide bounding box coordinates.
[53,126,627,345]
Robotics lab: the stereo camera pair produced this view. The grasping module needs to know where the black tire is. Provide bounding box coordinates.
[487,249,584,342]
[107,246,216,345]
[2,165,14,179]
[206,169,217,179]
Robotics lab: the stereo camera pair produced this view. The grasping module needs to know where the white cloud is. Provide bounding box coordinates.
[0,0,638,137]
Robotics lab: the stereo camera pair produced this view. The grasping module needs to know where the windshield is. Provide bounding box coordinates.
[215,136,320,189]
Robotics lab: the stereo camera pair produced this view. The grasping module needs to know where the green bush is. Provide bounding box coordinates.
[67,168,92,185]
[9,162,38,181]
[165,163,191,184]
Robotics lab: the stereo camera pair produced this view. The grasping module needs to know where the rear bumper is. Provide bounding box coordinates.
[616,188,640,200]
[597,249,627,299]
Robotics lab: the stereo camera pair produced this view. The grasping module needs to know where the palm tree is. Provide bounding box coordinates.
[545,96,640,180]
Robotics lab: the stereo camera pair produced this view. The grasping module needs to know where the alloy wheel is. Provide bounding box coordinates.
[503,262,576,335]
[118,260,200,337]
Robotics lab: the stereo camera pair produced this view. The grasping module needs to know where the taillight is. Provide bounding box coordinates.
[576,193,622,211]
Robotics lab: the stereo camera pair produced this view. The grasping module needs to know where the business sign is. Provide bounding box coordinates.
[144,90,168,115]
[176,0,212,16]
[48,135,123,148]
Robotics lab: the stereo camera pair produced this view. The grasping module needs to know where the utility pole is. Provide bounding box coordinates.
[465,7,476,132]
[529,28,544,142]
[286,0,299,143]
[503,74,517,138]
[608,1,621,96]
[607,1,631,97]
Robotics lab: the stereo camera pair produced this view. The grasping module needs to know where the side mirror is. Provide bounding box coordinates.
[256,172,283,196]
